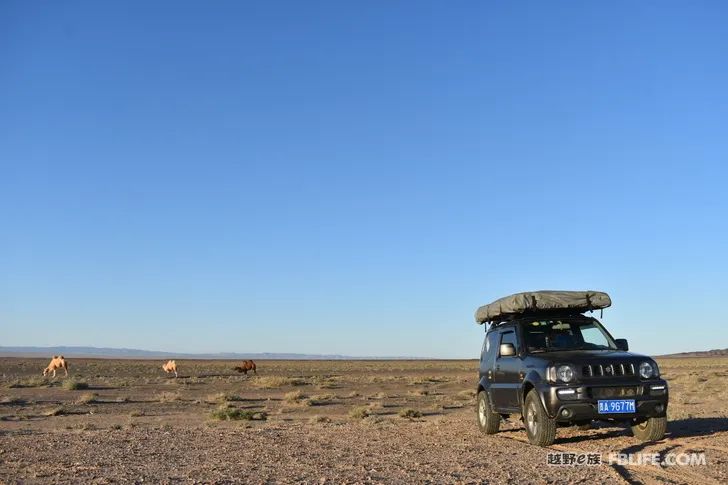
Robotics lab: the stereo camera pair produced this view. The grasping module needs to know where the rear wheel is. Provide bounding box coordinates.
[631,417,667,442]
[523,390,556,446]
[476,390,500,434]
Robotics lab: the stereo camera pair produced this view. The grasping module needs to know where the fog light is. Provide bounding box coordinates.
[557,388,577,400]
[650,384,667,395]
[560,409,572,418]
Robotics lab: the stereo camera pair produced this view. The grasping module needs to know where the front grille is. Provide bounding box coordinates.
[590,386,642,398]
[582,362,635,378]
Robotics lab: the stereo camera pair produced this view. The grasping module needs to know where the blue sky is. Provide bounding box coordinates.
[1,1,726,358]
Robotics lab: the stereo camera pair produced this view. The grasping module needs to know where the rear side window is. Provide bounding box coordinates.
[499,330,518,356]
[483,331,499,362]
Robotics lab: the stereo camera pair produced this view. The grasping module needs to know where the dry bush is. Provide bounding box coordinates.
[156,391,181,402]
[251,376,306,389]
[398,408,422,419]
[208,392,244,403]
[455,389,476,401]
[77,392,99,404]
[308,393,336,406]
[348,406,370,420]
[310,415,331,424]
[62,379,89,391]
[45,406,67,416]
[284,390,306,403]
[345,391,360,398]
[0,396,26,405]
[408,376,445,385]
[409,389,429,397]
[8,377,48,388]
[210,406,267,421]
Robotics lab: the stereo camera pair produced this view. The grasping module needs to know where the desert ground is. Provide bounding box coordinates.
[1,358,727,484]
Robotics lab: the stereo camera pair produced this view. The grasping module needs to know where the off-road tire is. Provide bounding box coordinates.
[631,416,667,442]
[476,390,500,434]
[523,390,557,446]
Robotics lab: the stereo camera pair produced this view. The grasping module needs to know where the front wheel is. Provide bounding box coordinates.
[523,390,556,446]
[476,390,500,434]
[631,416,667,442]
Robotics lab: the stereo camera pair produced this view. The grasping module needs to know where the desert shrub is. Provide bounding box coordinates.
[8,377,47,388]
[308,393,336,406]
[455,389,476,401]
[0,396,26,405]
[45,406,67,416]
[156,391,181,402]
[208,392,244,403]
[251,376,306,389]
[348,406,370,420]
[62,379,89,390]
[284,390,306,403]
[398,408,422,419]
[408,389,429,397]
[310,415,331,424]
[77,392,98,404]
[408,376,445,385]
[210,406,267,421]
[129,411,145,417]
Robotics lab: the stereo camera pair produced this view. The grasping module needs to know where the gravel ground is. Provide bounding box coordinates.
[1,358,727,484]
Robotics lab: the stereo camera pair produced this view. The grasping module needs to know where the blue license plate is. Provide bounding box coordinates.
[598,399,636,414]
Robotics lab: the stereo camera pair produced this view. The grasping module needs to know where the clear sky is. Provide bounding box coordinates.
[2,1,726,358]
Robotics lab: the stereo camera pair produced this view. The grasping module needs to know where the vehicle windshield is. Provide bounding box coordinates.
[520,317,617,353]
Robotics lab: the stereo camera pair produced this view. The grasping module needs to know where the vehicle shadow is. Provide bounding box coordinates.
[555,428,627,444]
[666,417,728,439]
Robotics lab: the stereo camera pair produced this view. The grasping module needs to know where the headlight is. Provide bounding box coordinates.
[556,365,575,383]
[639,361,654,379]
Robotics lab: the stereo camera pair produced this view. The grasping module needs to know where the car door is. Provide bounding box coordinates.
[479,330,500,385]
[492,329,522,410]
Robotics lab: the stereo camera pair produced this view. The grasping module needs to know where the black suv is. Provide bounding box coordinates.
[475,293,668,446]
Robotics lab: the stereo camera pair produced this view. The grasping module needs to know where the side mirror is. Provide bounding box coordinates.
[499,343,516,357]
[615,338,629,351]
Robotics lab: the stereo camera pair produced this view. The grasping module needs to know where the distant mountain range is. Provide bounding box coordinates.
[658,348,728,358]
[0,346,418,360]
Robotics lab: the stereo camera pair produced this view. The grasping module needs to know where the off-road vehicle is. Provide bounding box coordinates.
[474,290,668,446]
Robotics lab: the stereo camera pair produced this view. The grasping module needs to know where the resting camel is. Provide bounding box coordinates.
[43,356,69,377]
[162,360,178,378]
[233,360,257,375]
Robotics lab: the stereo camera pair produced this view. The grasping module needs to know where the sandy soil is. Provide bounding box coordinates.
[1,358,727,484]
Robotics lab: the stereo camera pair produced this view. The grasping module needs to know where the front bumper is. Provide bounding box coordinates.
[538,379,669,422]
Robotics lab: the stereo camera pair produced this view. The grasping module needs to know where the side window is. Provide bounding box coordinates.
[484,331,499,362]
[499,330,518,356]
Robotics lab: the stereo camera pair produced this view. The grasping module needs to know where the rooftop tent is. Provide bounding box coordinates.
[475,290,612,325]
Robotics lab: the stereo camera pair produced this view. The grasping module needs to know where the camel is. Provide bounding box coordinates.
[233,360,257,375]
[43,356,69,377]
[162,360,178,378]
